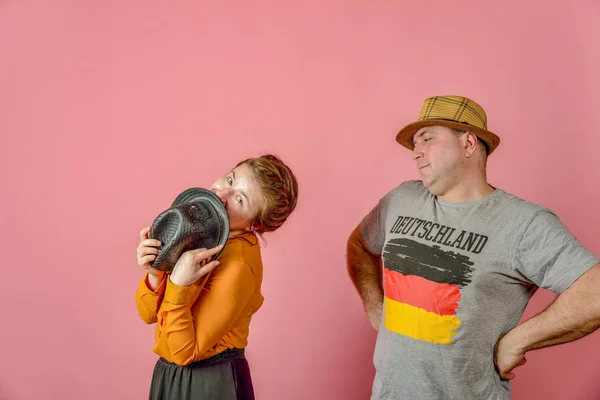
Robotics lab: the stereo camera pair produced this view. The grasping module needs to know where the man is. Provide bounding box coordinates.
[346,95,600,399]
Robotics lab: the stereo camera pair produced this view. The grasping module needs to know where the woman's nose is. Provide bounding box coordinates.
[212,188,230,206]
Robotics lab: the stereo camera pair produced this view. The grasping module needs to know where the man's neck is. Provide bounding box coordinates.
[437,175,494,203]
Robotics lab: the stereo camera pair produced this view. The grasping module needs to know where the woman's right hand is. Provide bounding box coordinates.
[137,226,163,277]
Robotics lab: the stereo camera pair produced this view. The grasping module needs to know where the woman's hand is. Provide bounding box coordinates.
[169,245,224,287]
[137,226,163,278]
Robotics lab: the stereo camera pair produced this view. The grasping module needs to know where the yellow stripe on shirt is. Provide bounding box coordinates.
[384,296,461,344]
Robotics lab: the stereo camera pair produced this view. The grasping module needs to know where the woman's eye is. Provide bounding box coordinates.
[227,177,233,185]
[237,196,243,204]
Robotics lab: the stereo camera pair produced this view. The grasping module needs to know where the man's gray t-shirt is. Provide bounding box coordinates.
[359,180,599,400]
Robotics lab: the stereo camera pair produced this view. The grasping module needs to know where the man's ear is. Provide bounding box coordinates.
[463,132,479,158]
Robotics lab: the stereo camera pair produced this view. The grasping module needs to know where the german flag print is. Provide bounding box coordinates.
[382,238,475,344]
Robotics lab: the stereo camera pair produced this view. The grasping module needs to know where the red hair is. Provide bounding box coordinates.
[236,154,298,234]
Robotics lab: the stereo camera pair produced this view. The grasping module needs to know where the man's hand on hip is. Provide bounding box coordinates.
[494,333,527,380]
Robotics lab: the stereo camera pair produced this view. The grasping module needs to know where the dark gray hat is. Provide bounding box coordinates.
[149,188,230,272]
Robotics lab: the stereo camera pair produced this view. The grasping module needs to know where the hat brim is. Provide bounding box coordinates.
[396,120,500,155]
[171,188,230,261]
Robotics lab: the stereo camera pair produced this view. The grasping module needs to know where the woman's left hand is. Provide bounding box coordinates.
[169,245,224,287]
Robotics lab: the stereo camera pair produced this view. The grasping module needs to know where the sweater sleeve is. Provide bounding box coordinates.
[135,272,167,324]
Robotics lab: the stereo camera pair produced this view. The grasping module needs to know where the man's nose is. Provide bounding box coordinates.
[412,146,424,160]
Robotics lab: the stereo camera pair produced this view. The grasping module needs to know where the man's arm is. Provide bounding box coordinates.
[347,225,384,331]
[495,263,600,379]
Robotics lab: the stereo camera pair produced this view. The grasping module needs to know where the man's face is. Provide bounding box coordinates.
[412,126,465,196]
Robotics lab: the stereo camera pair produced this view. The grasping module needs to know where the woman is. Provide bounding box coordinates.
[135,154,298,400]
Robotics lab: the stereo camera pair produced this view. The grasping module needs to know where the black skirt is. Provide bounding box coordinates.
[149,348,255,400]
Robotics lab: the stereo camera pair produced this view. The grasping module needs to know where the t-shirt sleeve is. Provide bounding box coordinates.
[514,210,599,294]
[359,193,392,256]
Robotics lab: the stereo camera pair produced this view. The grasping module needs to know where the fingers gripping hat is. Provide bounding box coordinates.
[149,188,230,272]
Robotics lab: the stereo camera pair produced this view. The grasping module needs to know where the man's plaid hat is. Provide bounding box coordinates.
[396,95,500,155]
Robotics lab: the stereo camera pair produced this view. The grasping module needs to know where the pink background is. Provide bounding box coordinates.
[1,1,599,399]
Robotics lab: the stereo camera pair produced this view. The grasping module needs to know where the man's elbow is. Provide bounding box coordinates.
[589,268,600,331]
[568,263,600,332]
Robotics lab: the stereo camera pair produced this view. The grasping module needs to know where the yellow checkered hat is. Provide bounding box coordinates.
[396,96,500,154]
